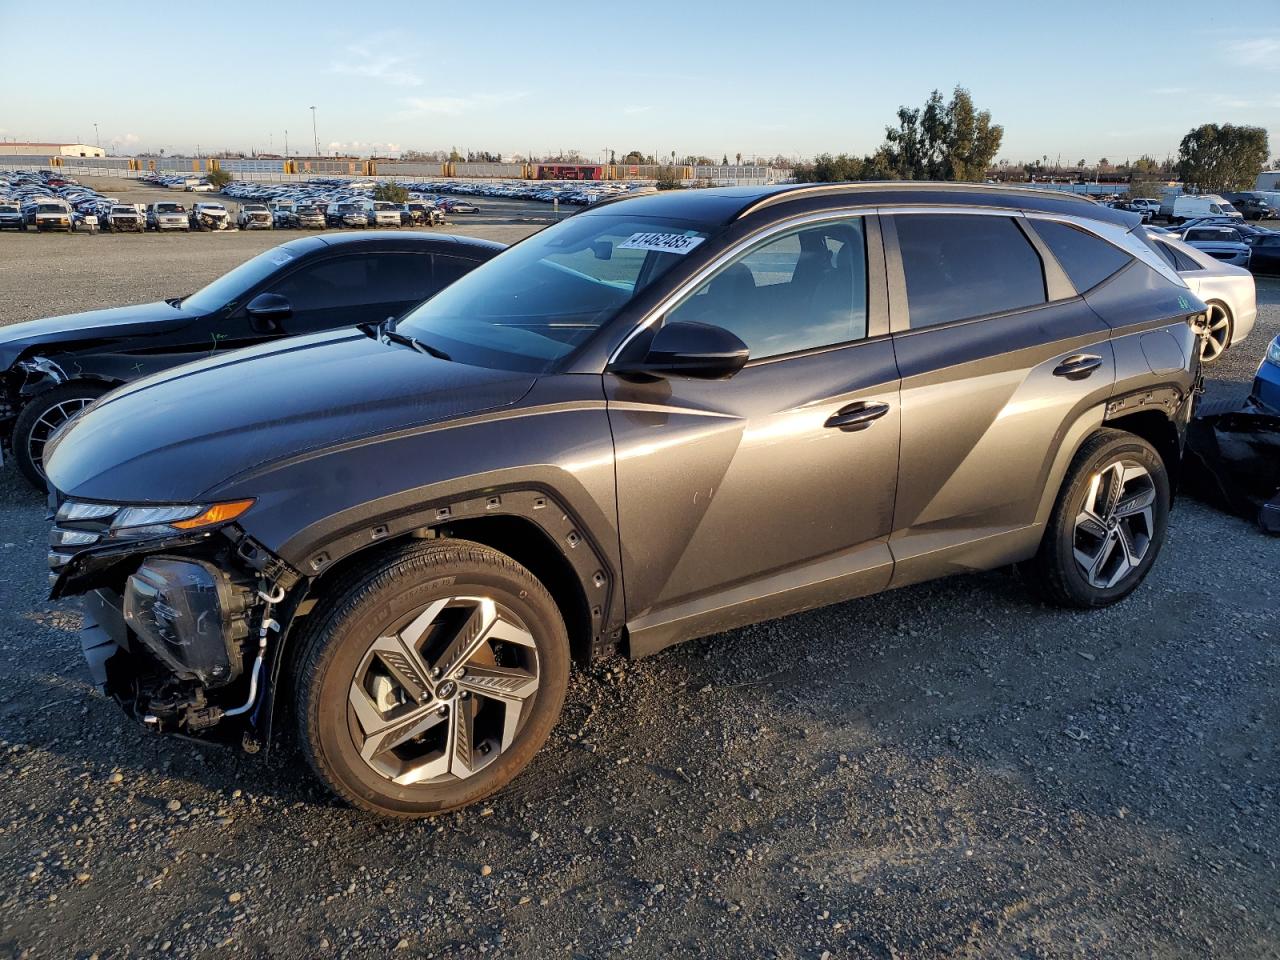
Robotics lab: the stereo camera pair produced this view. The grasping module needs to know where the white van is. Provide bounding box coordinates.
[1159,193,1243,223]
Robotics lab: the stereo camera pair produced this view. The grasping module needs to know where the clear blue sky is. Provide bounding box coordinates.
[1,0,1276,163]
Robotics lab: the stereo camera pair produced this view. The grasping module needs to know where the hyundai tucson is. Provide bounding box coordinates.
[44,183,1203,817]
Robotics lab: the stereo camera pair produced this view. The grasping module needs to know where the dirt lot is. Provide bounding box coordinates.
[0,188,1276,959]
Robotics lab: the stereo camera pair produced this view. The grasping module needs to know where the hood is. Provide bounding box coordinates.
[0,301,192,369]
[43,329,537,504]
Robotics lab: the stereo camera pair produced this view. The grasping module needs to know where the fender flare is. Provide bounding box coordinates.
[280,483,621,657]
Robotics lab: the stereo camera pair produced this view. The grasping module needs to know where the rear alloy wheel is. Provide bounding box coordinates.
[295,540,569,817]
[1023,429,1169,608]
[1199,301,1233,364]
[1070,459,1156,590]
[12,383,109,489]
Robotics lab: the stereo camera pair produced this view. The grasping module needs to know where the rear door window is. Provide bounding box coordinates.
[893,214,1046,328]
[1030,220,1132,293]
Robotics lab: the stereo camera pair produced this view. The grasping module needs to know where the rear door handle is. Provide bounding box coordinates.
[824,401,890,432]
[1053,354,1104,380]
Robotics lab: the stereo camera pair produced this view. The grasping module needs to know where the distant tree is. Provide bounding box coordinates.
[654,166,683,190]
[620,150,650,164]
[448,147,463,162]
[1176,123,1270,192]
[205,168,233,189]
[879,86,1002,181]
[735,152,743,165]
[792,153,867,183]
[373,182,409,204]
[721,154,729,165]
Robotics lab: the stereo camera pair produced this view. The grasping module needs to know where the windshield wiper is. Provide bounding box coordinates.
[359,318,452,361]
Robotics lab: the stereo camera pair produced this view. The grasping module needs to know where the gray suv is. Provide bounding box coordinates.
[44,183,1203,817]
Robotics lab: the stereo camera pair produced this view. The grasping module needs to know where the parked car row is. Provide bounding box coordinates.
[1146,217,1280,278]
[139,173,218,192]
[0,170,112,231]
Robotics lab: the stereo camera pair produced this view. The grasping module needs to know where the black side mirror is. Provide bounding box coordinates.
[612,321,749,381]
[245,292,292,333]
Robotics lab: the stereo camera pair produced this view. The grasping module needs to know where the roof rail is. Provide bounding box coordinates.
[734,180,1101,220]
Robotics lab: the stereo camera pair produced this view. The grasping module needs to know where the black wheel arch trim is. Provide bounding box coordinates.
[277,483,622,659]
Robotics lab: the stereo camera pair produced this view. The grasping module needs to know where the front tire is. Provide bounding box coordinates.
[1023,429,1170,608]
[294,540,570,818]
[12,382,110,489]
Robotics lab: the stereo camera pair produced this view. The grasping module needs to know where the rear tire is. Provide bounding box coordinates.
[1199,301,1233,364]
[12,382,110,489]
[1022,429,1170,608]
[294,539,570,818]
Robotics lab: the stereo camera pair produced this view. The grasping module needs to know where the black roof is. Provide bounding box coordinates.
[582,182,1139,228]
[312,231,505,252]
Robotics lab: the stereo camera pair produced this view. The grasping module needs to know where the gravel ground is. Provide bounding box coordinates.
[0,194,1276,959]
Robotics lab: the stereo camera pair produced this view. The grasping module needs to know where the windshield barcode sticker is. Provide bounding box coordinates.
[618,232,705,255]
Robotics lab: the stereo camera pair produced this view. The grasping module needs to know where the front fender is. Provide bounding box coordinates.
[208,375,623,645]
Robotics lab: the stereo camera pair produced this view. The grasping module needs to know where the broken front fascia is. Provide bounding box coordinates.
[17,356,69,386]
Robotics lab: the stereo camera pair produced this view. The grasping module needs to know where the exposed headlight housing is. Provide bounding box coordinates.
[123,557,255,687]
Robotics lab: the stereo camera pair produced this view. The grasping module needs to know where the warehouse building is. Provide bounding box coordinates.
[0,142,106,158]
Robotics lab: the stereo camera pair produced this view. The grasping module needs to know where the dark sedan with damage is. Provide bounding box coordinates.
[0,232,502,487]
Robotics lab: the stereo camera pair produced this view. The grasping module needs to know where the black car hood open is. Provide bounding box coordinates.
[43,329,537,504]
[0,300,192,368]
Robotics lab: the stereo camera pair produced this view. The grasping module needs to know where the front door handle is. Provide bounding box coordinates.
[1053,354,1104,380]
[824,401,890,432]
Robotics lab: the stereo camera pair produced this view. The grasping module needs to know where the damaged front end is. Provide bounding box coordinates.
[0,355,68,453]
[50,498,303,750]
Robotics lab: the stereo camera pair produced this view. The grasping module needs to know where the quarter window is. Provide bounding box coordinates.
[894,214,1046,328]
[666,219,868,359]
[1031,220,1132,293]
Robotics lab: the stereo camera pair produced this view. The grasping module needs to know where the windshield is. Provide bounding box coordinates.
[37,203,66,213]
[182,245,300,313]
[397,213,713,372]
[156,203,184,213]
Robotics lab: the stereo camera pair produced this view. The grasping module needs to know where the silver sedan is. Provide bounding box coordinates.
[1145,232,1257,364]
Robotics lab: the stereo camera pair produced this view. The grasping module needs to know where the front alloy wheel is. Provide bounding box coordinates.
[11,383,109,489]
[348,596,541,785]
[295,540,569,817]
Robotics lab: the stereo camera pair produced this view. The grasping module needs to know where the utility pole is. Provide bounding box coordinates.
[310,106,318,156]
[284,130,289,158]
[93,123,100,148]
